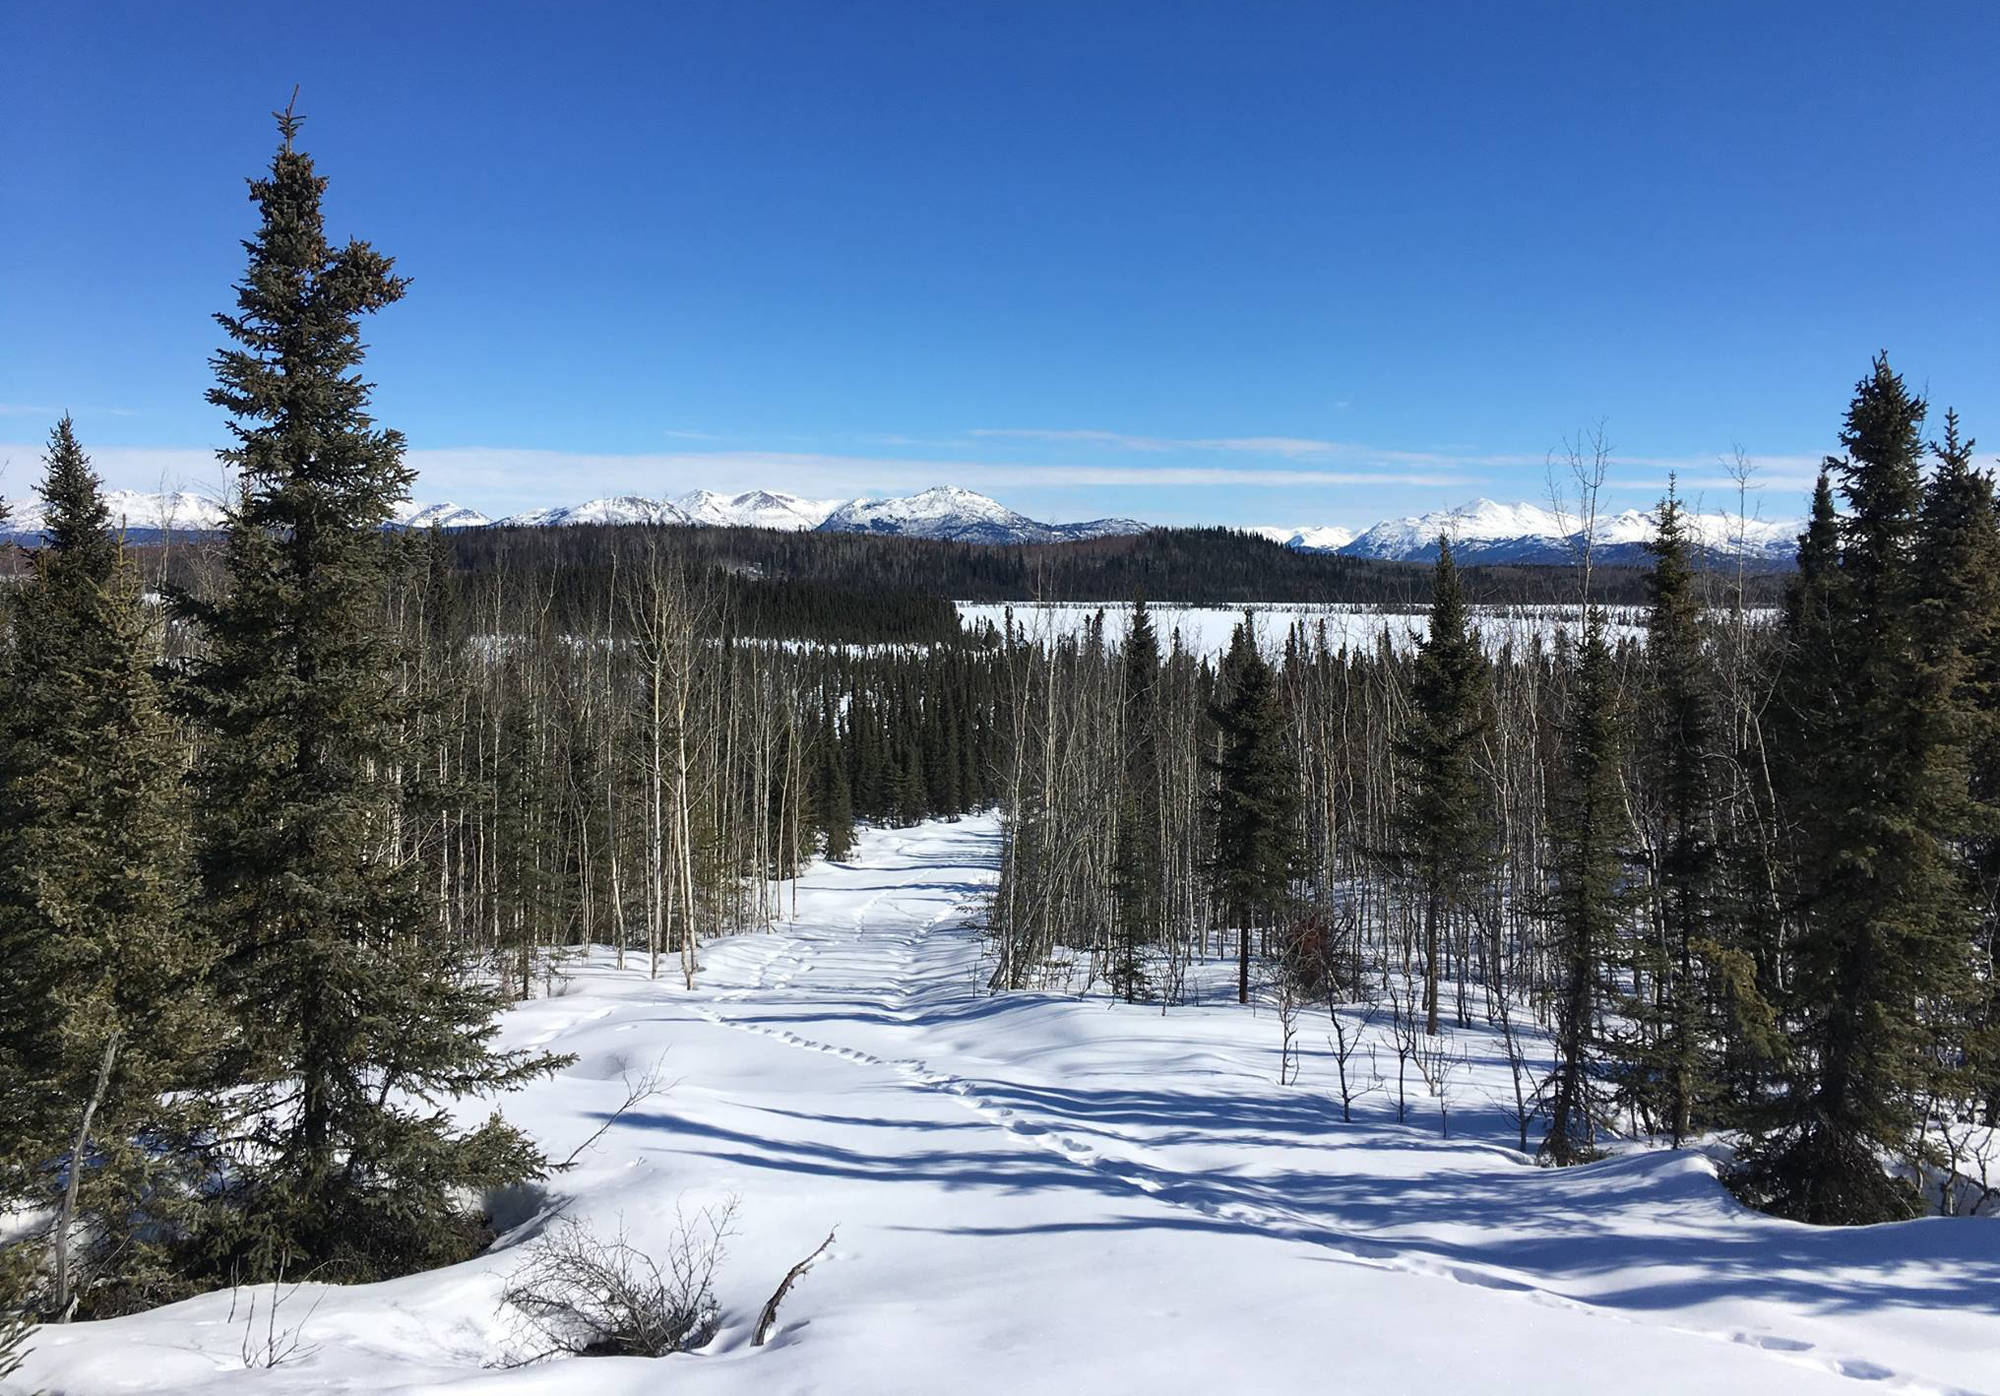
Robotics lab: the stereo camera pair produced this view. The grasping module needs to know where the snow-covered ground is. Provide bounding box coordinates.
[956,600,1699,656]
[14,816,1995,1394]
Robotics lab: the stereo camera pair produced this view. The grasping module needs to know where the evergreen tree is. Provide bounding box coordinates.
[1741,354,1965,1223]
[1540,611,1629,1166]
[1111,597,1162,1001]
[175,109,560,1282]
[1769,472,1845,787]
[1913,412,2000,1125]
[1617,483,1727,1143]
[0,419,214,1318]
[1209,613,1300,1005]
[1387,538,1492,1034]
[492,675,550,999]
[817,702,856,860]
[896,739,927,825]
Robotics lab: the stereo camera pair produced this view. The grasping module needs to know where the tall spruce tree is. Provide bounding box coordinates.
[1387,538,1492,1034]
[176,108,560,1282]
[1617,483,1725,1143]
[1741,354,1966,1223]
[1540,610,1629,1165]
[1913,412,2000,1126]
[1111,598,1162,1001]
[1209,613,1300,1005]
[816,701,856,861]
[0,419,213,1318]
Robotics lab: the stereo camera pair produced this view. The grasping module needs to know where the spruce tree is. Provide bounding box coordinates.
[0,419,214,1318]
[1741,354,1965,1223]
[176,108,560,1282]
[817,703,856,860]
[1209,614,1300,1005]
[1387,538,1492,1034]
[1617,483,1726,1144]
[1913,412,2000,1126]
[1111,597,1162,1001]
[1540,610,1629,1166]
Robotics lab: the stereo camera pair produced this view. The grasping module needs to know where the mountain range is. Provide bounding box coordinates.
[1252,497,1802,568]
[0,486,1802,566]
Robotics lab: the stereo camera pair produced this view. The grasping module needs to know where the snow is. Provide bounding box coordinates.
[0,486,1801,565]
[15,816,1993,1395]
[394,501,493,529]
[673,490,844,531]
[471,486,1138,543]
[815,485,1042,540]
[1284,523,1359,552]
[497,496,694,528]
[1334,498,1800,565]
[2,489,230,536]
[956,600,1678,656]
[816,487,1147,544]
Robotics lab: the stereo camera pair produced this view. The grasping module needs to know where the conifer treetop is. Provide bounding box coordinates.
[37,416,118,581]
[209,102,413,534]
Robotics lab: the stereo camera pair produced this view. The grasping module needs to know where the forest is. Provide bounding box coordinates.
[0,112,1994,1381]
[990,385,2000,1219]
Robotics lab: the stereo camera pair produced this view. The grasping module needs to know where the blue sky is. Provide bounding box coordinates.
[3,1,1995,528]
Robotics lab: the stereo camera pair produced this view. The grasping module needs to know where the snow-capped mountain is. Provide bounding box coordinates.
[818,485,1148,545]
[2,488,232,539]
[674,489,843,531]
[818,485,1038,542]
[1274,498,1801,568]
[0,483,1801,567]
[393,501,491,529]
[496,495,692,528]
[0,483,1142,546]
[1248,523,1358,552]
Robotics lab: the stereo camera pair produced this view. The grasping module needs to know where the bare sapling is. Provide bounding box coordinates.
[752,1228,837,1346]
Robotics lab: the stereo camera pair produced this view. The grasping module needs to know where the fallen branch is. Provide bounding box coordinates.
[751,1229,836,1347]
[559,1054,675,1171]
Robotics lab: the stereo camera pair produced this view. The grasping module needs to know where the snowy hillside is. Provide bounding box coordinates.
[1283,497,1802,566]
[2,488,230,537]
[498,495,694,528]
[17,816,1994,1394]
[815,484,1146,544]
[674,489,844,531]
[394,500,493,529]
[1248,523,1358,551]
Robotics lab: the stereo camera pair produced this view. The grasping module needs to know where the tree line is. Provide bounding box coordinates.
[989,355,1999,1224]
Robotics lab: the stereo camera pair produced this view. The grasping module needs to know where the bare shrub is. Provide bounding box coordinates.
[1411,1027,1466,1139]
[228,1265,323,1371]
[500,1202,735,1362]
[1327,1008,1381,1124]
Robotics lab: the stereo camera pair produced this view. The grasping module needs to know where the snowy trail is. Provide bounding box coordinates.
[18,817,1999,1395]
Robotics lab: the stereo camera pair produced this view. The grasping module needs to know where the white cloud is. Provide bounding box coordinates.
[968,427,1561,471]
[0,442,234,496]
[397,447,1465,509]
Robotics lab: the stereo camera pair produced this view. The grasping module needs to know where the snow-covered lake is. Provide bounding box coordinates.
[956,600,1702,656]
[22,816,1992,1393]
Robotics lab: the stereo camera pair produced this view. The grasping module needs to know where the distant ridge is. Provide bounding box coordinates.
[1253,497,1801,569]
[0,485,1801,566]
